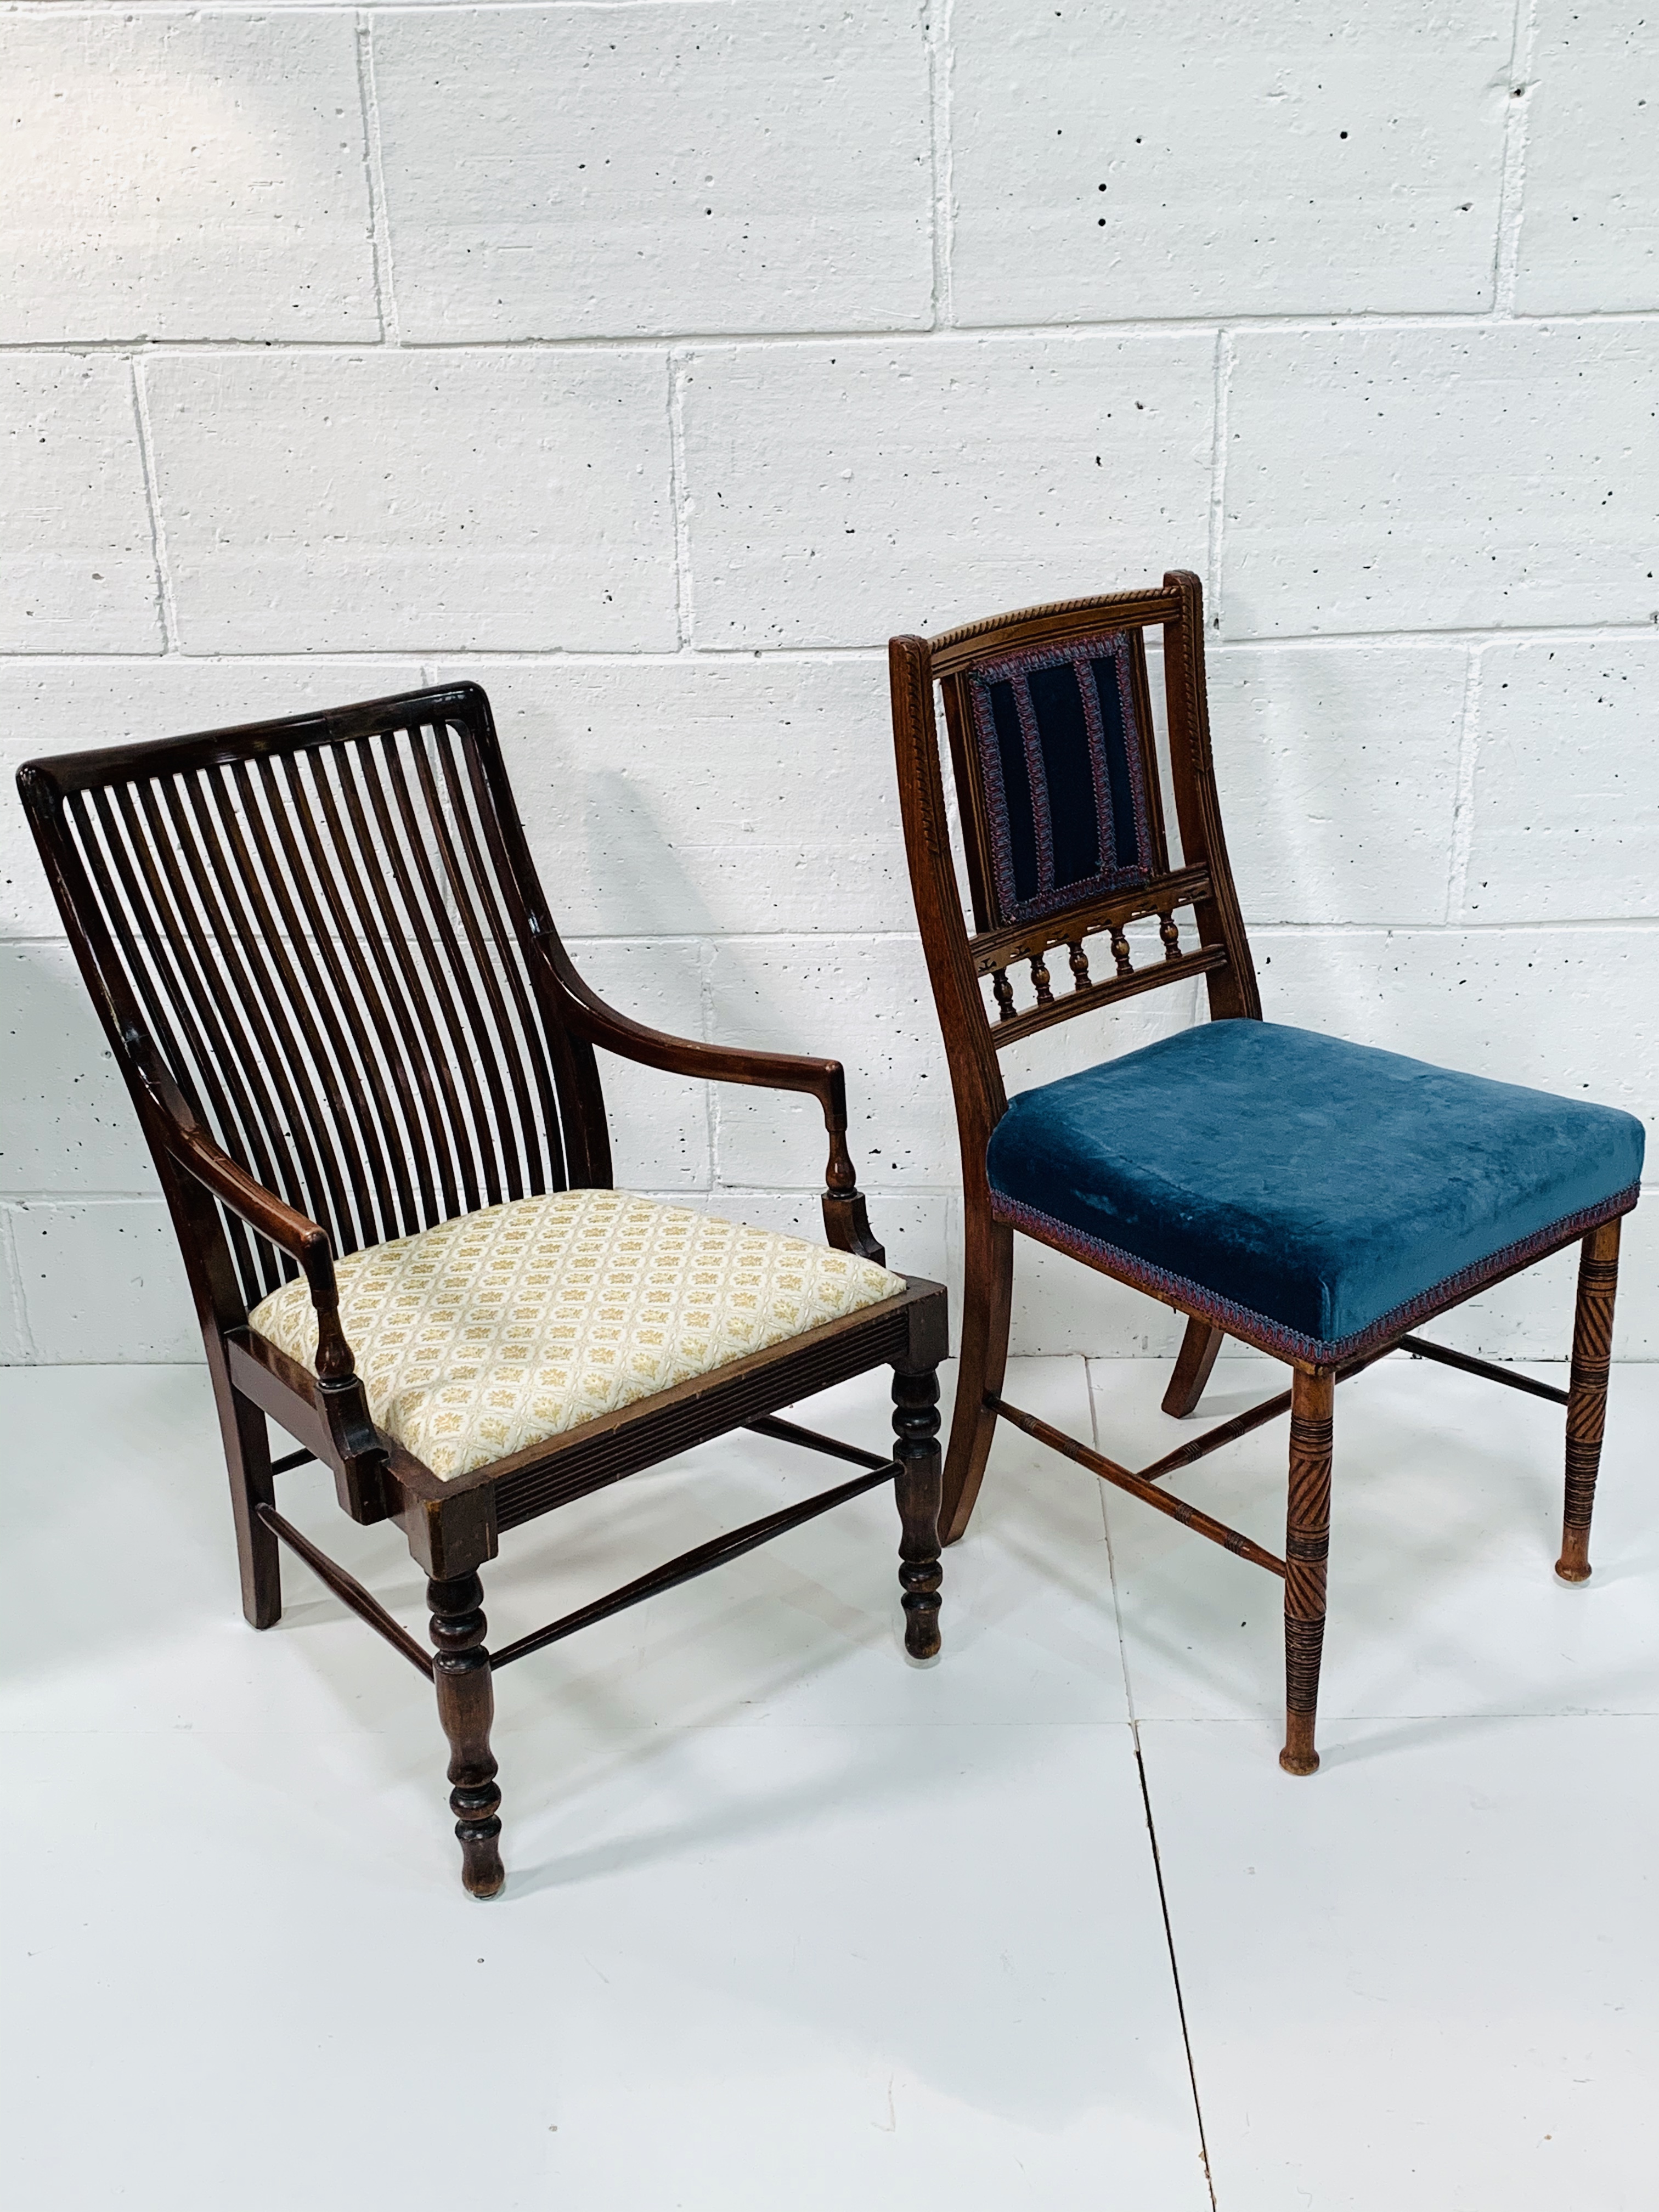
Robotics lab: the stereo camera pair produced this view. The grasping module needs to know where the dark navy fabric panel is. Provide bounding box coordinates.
[1025,661,1102,889]
[1088,654,1142,870]
[986,1020,1645,1348]
[986,679,1040,904]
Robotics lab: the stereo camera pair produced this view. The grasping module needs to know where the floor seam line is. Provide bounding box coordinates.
[1132,1717,1218,2211]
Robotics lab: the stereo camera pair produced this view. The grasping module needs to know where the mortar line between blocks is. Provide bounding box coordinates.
[668,350,694,650]
[7,623,1651,672]
[1205,330,1234,630]
[0,1204,40,1364]
[698,936,720,1192]
[926,0,955,331]
[356,9,402,345]
[8,309,1659,363]
[1493,0,1541,317]
[127,359,179,653]
[1446,644,1485,922]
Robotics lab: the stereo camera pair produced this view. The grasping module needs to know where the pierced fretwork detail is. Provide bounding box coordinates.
[1067,940,1091,992]
[1109,922,1134,978]
[1029,953,1054,1007]
[992,966,1017,1022]
[1159,910,1182,962]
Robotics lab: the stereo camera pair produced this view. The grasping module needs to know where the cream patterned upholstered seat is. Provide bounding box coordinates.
[250,1188,906,1480]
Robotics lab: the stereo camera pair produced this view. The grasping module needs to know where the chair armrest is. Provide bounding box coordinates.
[547,951,887,1264]
[123,1036,370,1403]
[168,1125,341,1338]
[159,1115,387,1508]
[560,968,848,1110]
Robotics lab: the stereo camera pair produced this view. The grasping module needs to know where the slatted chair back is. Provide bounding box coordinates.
[20,685,610,1322]
[890,569,1261,1151]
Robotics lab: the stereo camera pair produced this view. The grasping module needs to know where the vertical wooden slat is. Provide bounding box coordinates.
[240,754,420,1244]
[42,688,589,1306]
[430,721,561,1198]
[404,723,532,1201]
[286,741,456,1230]
[326,734,475,1220]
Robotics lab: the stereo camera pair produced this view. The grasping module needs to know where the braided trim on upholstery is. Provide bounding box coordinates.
[990,1183,1642,1367]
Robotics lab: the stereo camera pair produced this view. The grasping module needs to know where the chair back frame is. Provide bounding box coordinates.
[19,683,919,1573]
[22,687,612,1324]
[889,569,1261,1184]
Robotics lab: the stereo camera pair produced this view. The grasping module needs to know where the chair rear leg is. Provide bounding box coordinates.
[1280,1366,1334,1777]
[939,1205,1013,1546]
[1161,1318,1226,1419]
[428,1571,505,1898]
[893,1362,944,1659]
[217,1380,280,1629]
[1558,1218,1621,1584]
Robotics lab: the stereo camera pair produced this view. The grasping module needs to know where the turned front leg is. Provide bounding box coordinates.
[1559,1218,1622,1583]
[893,1364,944,1660]
[428,1571,505,1898]
[1280,1367,1334,1777]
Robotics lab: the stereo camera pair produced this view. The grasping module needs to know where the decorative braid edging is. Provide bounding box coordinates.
[989,1182,1642,1367]
[966,634,1154,926]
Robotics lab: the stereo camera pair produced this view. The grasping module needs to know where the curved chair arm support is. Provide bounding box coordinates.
[541,943,888,1265]
[126,1037,387,1503]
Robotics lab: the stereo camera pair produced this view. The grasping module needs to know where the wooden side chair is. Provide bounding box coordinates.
[19,684,946,1895]
[889,570,1642,1776]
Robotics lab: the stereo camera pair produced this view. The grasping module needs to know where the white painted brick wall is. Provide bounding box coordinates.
[682,332,1216,646]
[144,351,678,652]
[2,12,378,343]
[3,0,1654,1367]
[1514,10,1659,314]
[371,3,934,340]
[950,0,1515,323]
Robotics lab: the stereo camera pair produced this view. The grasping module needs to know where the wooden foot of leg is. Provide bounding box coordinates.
[1558,1220,1621,1584]
[1279,1368,1333,1777]
[1161,1318,1226,1419]
[893,1365,943,1660]
[428,1571,504,1898]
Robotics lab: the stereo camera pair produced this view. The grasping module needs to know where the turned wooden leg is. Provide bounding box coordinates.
[216,1378,280,1630]
[939,1196,1013,1545]
[893,1364,944,1659]
[1161,1317,1226,1419]
[428,1571,504,1898]
[1280,1367,1334,1778]
[1558,1219,1621,1584]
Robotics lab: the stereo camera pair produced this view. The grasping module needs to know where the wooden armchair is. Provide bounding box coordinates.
[889,571,1641,1776]
[19,684,946,1895]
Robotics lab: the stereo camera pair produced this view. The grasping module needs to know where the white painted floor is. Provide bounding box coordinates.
[3,1352,1656,2210]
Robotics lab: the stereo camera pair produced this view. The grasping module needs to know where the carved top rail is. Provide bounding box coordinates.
[927,585,1181,677]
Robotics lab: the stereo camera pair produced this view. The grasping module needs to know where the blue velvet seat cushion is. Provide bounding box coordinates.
[986,1020,1643,1360]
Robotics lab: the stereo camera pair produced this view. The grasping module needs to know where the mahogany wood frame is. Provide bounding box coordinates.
[19,684,947,1895]
[890,569,1632,1776]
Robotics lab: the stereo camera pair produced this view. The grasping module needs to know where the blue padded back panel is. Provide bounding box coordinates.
[965,633,1153,924]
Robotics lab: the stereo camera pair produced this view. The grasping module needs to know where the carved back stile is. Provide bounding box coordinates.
[890,571,1261,1159]
[20,685,609,1319]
